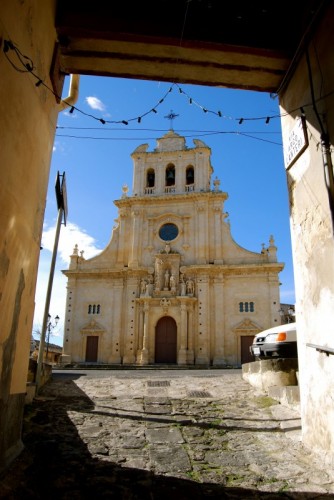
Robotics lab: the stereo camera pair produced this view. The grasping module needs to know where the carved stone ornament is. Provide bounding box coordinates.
[160,297,171,314]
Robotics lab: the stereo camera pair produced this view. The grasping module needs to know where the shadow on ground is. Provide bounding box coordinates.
[0,376,328,499]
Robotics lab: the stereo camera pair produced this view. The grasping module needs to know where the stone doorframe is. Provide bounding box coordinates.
[80,320,105,363]
[233,319,262,366]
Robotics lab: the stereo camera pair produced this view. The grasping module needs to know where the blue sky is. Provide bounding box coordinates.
[33,75,295,345]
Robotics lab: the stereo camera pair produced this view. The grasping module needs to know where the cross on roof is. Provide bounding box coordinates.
[164,110,179,130]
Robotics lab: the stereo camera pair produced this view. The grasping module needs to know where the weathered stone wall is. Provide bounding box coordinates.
[279,3,334,466]
[0,0,59,471]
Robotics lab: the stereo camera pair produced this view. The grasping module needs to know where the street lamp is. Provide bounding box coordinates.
[278,308,285,324]
[45,314,60,360]
[287,307,295,323]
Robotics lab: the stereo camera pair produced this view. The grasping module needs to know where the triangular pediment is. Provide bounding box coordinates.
[233,319,262,334]
[81,319,105,334]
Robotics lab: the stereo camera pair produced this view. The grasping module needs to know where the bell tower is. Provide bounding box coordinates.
[131,130,213,197]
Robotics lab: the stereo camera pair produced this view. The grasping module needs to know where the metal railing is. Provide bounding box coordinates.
[306,343,334,356]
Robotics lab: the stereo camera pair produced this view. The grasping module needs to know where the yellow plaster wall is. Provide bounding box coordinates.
[0,0,59,396]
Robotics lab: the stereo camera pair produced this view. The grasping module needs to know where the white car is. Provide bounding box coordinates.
[250,322,297,359]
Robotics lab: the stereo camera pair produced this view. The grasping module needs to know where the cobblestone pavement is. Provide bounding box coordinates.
[1,369,334,499]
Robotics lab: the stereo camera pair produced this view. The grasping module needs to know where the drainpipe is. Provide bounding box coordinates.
[58,74,80,112]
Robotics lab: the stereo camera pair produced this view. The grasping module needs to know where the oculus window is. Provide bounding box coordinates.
[159,223,179,241]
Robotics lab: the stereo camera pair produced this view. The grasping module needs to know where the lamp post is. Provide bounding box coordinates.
[45,314,60,360]
[278,307,295,324]
[287,307,295,323]
[278,308,285,324]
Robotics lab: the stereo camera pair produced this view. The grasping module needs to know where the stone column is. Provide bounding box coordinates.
[178,302,188,364]
[196,276,210,364]
[212,276,225,365]
[138,302,149,365]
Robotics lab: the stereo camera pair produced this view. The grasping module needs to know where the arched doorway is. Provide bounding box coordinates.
[155,317,177,364]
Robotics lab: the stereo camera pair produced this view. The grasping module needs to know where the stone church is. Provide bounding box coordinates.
[62,130,284,367]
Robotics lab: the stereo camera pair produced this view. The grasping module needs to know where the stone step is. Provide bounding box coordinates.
[268,384,300,411]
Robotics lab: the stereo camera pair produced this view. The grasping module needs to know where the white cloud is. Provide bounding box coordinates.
[34,221,103,345]
[85,96,106,112]
[41,221,102,264]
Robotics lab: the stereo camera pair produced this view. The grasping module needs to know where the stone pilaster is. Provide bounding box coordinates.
[213,276,225,365]
[136,303,144,362]
[195,276,210,364]
[123,278,137,364]
[178,303,188,364]
[187,303,195,364]
[62,279,75,361]
[196,203,207,264]
[213,204,223,264]
[110,282,122,363]
[116,208,128,267]
[129,209,140,268]
[138,302,149,365]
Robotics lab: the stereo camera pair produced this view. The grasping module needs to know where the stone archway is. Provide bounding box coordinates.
[155,316,177,364]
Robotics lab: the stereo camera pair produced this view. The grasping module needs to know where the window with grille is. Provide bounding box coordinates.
[239,301,255,312]
[88,304,101,314]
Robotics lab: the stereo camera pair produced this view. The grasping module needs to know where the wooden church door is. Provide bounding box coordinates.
[85,336,98,362]
[155,317,177,364]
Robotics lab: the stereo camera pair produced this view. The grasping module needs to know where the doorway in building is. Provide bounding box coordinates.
[155,317,177,364]
[240,336,255,364]
[85,336,98,362]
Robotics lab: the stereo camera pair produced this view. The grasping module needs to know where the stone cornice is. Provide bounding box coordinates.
[62,267,149,279]
[131,145,211,159]
[182,262,285,275]
[62,261,284,279]
[114,190,228,207]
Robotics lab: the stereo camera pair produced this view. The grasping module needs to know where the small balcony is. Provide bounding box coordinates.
[144,187,155,195]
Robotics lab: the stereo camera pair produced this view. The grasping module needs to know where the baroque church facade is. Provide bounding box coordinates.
[62,130,284,367]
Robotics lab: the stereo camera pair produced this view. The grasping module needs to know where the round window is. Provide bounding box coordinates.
[159,223,179,241]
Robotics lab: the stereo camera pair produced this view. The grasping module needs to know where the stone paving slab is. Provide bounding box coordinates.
[1,369,334,499]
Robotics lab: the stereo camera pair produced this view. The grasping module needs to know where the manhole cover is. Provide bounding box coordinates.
[188,390,212,398]
[147,380,170,387]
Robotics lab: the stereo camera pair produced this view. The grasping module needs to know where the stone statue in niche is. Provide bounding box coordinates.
[186,278,194,296]
[140,279,147,295]
[180,275,186,296]
[164,269,170,289]
[146,276,153,296]
[155,259,163,291]
[170,274,176,292]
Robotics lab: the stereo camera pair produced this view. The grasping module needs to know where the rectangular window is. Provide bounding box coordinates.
[239,301,255,313]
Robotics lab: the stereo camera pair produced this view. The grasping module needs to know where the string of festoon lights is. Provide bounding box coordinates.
[3,37,333,128]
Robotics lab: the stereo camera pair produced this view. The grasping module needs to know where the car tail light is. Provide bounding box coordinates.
[276,332,287,342]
